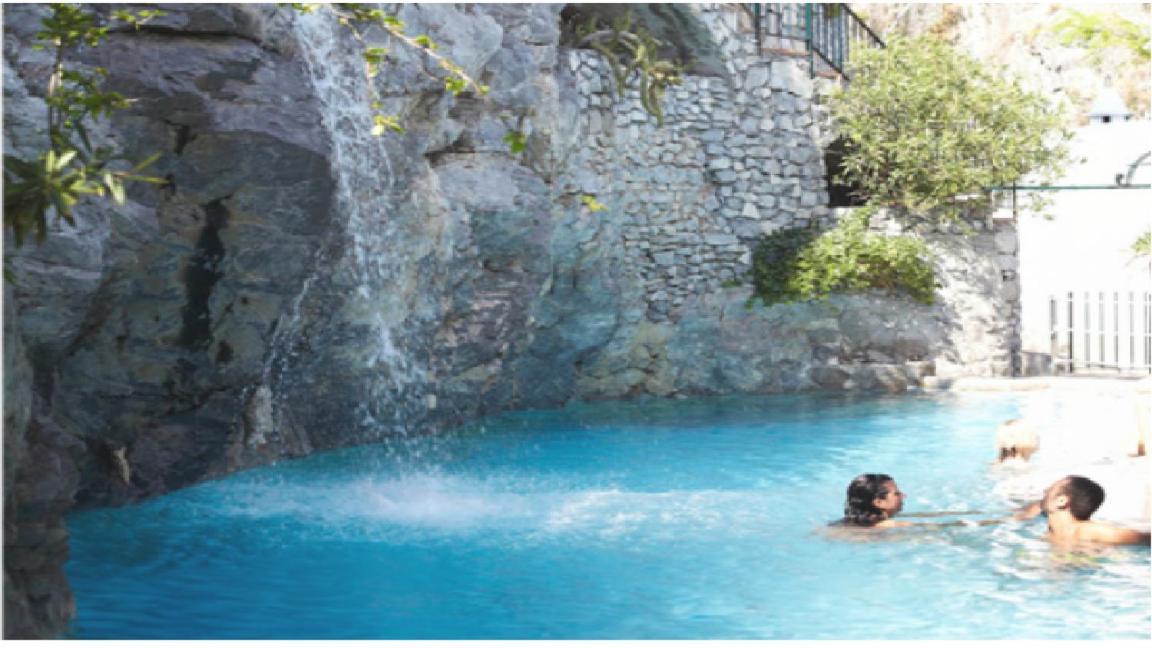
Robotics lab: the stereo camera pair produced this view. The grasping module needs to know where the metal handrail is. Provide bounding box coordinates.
[742,3,885,80]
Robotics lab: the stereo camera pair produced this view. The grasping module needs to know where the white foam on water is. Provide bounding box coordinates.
[210,470,786,545]
[217,472,536,530]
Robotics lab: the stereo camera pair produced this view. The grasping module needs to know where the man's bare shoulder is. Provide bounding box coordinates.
[1081,521,1151,546]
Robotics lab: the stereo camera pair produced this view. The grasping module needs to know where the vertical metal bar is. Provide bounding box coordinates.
[843,4,852,71]
[814,3,821,73]
[1049,294,1057,373]
[1068,291,1075,373]
[1114,291,1120,371]
[805,3,814,76]
[752,4,762,55]
[845,9,852,74]
[1098,291,1105,367]
[1084,291,1091,368]
[838,5,846,72]
[1131,291,1137,370]
[1146,292,1151,372]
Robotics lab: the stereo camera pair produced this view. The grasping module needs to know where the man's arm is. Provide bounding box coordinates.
[1013,501,1043,520]
[1085,523,1151,546]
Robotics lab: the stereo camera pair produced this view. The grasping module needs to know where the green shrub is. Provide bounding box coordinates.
[828,35,1071,221]
[750,212,936,305]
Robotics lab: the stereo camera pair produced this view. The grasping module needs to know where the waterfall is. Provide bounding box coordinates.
[258,7,435,442]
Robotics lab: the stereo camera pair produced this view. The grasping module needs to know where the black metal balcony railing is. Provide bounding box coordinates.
[742,3,885,80]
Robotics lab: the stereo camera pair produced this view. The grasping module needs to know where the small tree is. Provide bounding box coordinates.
[828,35,1072,221]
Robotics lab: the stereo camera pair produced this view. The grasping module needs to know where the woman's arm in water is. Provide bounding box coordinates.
[900,510,986,518]
[875,518,1003,529]
[904,501,1043,521]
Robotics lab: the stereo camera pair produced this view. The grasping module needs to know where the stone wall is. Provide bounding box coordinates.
[575,206,1022,399]
[563,5,831,322]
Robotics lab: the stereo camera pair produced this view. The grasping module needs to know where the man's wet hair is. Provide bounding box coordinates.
[1057,475,1105,521]
[841,473,894,527]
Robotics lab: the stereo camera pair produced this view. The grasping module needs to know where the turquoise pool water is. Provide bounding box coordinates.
[65,392,1150,639]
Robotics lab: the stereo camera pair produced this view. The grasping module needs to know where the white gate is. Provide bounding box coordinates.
[1049,290,1152,374]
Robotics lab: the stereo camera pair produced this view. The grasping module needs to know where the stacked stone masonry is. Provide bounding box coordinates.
[564,4,831,322]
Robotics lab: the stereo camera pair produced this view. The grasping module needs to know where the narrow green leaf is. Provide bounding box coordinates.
[109,179,126,205]
[130,152,162,173]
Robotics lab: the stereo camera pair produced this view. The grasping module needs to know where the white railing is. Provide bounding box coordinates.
[1049,290,1152,374]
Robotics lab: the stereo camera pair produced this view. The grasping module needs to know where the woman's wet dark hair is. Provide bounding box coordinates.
[841,473,895,527]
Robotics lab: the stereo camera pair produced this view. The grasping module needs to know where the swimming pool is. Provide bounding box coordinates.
[65,391,1150,639]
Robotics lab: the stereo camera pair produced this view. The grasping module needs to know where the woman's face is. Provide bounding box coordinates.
[872,480,905,517]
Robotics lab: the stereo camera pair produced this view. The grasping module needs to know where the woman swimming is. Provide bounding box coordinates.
[839,473,908,528]
[835,473,993,529]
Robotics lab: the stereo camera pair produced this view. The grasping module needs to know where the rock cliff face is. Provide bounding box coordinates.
[2,3,1020,637]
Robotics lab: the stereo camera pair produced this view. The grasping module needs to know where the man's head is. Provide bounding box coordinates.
[1042,475,1105,521]
[997,419,1039,462]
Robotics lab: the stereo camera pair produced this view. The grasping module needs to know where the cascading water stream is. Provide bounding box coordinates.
[252,7,436,444]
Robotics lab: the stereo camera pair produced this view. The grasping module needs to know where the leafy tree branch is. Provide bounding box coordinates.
[287,3,488,136]
[4,4,166,250]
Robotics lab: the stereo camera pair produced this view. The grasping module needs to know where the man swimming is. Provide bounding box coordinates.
[1017,475,1151,546]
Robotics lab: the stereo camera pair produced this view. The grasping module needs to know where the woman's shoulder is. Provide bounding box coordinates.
[872,519,912,528]
[828,518,885,529]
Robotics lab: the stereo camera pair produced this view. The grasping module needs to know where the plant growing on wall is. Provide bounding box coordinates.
[750,210,936,306]
[571,10,684,126]
[3,4,166,249]
[827,35,1072,222]
[562,9,677,125]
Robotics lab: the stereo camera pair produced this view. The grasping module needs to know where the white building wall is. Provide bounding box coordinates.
[1017,119,1152,373]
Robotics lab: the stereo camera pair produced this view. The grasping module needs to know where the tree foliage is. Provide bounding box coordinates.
[3,4,166,249]
[750,211,936,306]
[827,35,1072,221]
[1051,9,1150,63]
